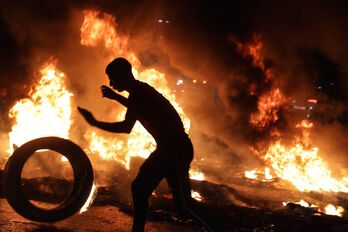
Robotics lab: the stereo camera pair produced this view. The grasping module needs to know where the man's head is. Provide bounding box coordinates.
[106,57,135,92]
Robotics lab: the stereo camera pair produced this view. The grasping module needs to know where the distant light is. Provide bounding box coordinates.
[176,79,183,85]
[317,86,323,90]
[193,79,197,83]
[292,100,296,104]
[307,114,310,118]
[158,19,163,23]
[309,106,313,110]
[203,80,207,84]
[165,20,170,24]
[294,105,306,110]
[181,90,185,93]
[308,99,318,104]
[330,82,334,86]
[172,89,176,93]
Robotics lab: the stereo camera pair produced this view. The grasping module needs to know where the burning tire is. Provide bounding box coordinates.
[3,137,94,222]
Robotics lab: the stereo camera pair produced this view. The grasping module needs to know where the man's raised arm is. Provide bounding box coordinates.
[77,107,136,134]
[101,85,128,107]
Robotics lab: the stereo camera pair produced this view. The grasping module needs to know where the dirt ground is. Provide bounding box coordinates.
[0,199,200,232]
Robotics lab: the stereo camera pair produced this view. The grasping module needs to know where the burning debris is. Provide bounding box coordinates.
[8,62,73,154]
[81,10,193,171]
[1,1,348,231]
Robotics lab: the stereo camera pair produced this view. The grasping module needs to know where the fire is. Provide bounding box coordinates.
[80,10,127,55]
[80,10,194,171]
[244,167,274,181]
[282,200,344,217]
[264,122,348,193]
[235,33,348,196]
[8,62,73,154]
[190,168,205,181]
[191,190,203,202]
[250,88,288,130]
[324,204,344,217]
[245,170,257,179]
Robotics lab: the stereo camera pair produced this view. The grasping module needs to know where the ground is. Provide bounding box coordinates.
[0,199,199,232]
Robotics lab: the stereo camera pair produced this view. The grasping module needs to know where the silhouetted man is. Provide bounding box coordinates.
[78,57,215,232]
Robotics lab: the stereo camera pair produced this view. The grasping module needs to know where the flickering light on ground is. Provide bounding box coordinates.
[191,190,203,202]
[80,184,97,214]
[189,169,205,181]
[245,170,257,179]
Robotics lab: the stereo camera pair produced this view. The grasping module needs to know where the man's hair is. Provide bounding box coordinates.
[106,57,132,77]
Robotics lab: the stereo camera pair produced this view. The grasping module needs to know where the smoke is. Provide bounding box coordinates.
[1,0,348,185]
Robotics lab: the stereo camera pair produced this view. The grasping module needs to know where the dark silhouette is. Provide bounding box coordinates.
[78,58,218,232]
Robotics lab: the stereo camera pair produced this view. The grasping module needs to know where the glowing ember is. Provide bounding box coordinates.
[324,204,344,217]
[80,10,193,172]
[244,168,274,181]
[245,170,257,179]
[282,200,344,217]
[80,183,98,214]
[264,167,273,180]
[189,169,205,181]
[8,62,73,154]
[191,190,203,202]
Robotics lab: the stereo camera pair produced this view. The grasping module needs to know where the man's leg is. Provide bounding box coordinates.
[165,137,220,232]
[166,162,217,232]
[131,150,166,232]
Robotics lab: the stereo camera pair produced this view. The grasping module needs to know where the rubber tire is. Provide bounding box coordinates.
[3,137,94,222]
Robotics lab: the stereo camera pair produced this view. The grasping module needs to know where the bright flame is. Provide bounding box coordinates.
[264,167,273,180]
[191,190,203,202]
[190,169,205,181]
[324,204,344,217]
[80,183,98,214]
[245,170,257,179]
[244,168,274,181]
[282,200,344,217]
[80,10,194,171]
[8,62,73,154]
[265,131,348,193]
[250,88,288,130]
[239,33,348,196]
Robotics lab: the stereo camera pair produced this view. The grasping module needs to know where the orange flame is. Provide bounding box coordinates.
[80,10,194,172]
[8,62,73,154]
[241,34,348,198]
[264,125,348,193]
[250,88,288,130]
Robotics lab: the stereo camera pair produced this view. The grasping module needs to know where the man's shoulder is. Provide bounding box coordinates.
[134,80,157,95]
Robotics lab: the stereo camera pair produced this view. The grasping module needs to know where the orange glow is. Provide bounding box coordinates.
[282,200,344,217]
[80,183,97,214]
[307,99,318,104]
[8,62,73,154]
[191,190,203,202]
[264,122,348,193]
[243,34,348,198]
[250,88,288,130]
[244,168,274,182]
[189,168,205,181]
[324,204,344,217]
[80,10,198,175]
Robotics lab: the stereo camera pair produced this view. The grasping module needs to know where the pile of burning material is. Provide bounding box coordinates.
[2,166,348,231]
[1,7,348,231]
